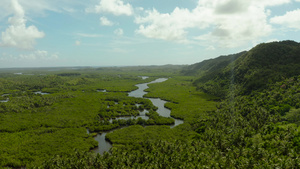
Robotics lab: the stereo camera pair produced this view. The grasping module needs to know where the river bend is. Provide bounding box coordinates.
[93,78,184,154]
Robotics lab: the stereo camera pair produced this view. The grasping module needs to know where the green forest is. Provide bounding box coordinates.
[1,40,300,168]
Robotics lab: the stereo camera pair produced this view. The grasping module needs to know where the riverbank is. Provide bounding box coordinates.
[91,77,184,154]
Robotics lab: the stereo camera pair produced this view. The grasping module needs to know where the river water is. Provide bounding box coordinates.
[92,78,184,154]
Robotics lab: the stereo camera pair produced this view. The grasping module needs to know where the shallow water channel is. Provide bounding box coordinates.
[0,92,49,102]
[92,78,184,154]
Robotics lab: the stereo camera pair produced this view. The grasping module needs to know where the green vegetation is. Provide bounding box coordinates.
[87,97,175,132]
[193,40,300,98]
[106,125,188,145]
[0,127,97,168]
[1,41,300,168]
[0,66,186,168]
[182,51,246,76]
[145,76,218,121]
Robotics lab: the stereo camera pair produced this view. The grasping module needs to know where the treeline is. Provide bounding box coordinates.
[0,72,154,94]
[56,73,81,76]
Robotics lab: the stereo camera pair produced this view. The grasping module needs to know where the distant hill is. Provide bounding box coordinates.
[182,51,246,76]
[188,40,300,97]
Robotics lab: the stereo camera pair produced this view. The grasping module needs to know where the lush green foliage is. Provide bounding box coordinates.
[193,40,300,98]
[31,74,220,168]
[0,128,97,168]
[106,125,189,145]
[2,41,300,168]
[38,135,300,169]
[37,74,300,169]
[182,51,246,76]
[145,76,218,122]
[0,66,186,168]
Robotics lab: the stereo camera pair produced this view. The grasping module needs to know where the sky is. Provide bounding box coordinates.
[0,0,300,68]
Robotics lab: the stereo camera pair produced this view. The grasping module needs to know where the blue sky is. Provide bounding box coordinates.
[0,0,300,68]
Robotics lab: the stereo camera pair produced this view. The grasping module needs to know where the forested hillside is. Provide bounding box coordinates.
[182,51,246,76]
[192,40,300,97]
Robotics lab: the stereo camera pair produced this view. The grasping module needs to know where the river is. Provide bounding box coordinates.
[92,78,184,154]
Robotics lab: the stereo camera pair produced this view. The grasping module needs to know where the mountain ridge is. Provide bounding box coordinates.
[187,40,300,97]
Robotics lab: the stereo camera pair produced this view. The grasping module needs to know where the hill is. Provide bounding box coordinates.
[182,51,246,76]
[189,40,300,97]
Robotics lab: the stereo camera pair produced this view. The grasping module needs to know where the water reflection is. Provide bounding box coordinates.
[97,89,107,92]
[92,133,112,155]
[34,91,50,95]
[0,98,9,103]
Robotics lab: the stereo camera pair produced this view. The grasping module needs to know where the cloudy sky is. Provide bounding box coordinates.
[0,0,299,68]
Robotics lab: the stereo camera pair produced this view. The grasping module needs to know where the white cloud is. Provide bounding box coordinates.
[254,0,291,6]
[0,0,45,50]
[270,9,300,29]
[213,0,249,14]
[114,28,124,36]
[62,7,76,13]
[0,50,59,67]
[75,40,81,46]
[134,0,286,47]
[135,8,203,42]
[76,33,102,38]
[100,16,114,26]
[198,2,273,47]
[86,0,133,16]
[0,0,11,20]
[19,50,58,60]
[0,0,86,21]
[206,46,216,50]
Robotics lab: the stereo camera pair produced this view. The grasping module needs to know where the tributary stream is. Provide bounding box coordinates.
[92,78,184,154]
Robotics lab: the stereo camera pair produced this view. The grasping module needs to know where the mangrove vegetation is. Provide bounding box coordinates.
[1,41,300,168]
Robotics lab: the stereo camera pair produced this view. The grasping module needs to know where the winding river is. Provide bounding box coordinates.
[92,78,184,154]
